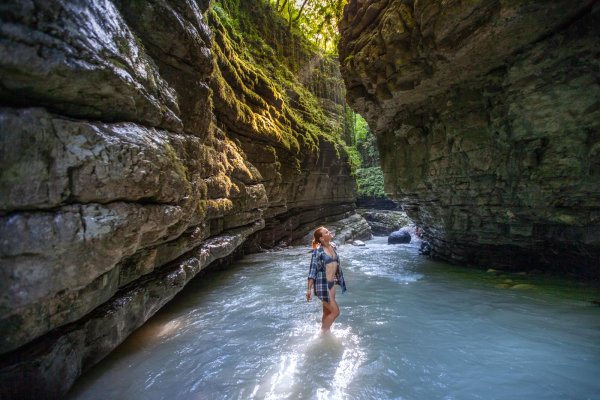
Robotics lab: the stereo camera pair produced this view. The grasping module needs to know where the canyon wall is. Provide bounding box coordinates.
[339,0,600,276]
[0,1,359,397]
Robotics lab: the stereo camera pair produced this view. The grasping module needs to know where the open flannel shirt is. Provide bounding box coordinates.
[307,244,347,303]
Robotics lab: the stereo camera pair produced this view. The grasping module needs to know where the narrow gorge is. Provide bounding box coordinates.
[1,0,599,398]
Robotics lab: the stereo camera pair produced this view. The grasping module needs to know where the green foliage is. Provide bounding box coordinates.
[355,166,386,199]
[346,112,386,198]
[266,0,347,54]
[344,144,361,171]
[354,114,370,142]
[348,113,379,168]
[356,132,380,168]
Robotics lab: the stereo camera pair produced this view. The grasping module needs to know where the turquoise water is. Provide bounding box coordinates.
[69,237,600,399]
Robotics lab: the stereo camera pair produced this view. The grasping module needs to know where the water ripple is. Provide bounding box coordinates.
[69,237,600,400]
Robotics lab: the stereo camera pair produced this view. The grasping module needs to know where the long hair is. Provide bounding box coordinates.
[312,226,326,249]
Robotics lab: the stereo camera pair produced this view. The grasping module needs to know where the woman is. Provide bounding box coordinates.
[306,226,347,331]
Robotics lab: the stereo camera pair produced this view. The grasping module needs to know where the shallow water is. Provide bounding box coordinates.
[69,237,600,400]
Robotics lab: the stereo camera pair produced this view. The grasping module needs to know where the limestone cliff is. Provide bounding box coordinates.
[0,0,359,396]
[339,0,600,276]
[208,2,358,249]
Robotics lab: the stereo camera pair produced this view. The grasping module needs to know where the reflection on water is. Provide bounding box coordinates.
[69,237,600,400]
[256,327,365,400]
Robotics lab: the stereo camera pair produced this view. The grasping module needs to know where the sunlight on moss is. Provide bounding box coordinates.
[211,8,312,153]
[164,143,192,195]
[210,0,372,191]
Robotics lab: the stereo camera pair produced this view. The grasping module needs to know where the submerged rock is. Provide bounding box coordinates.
[511,284,536,290]
[419,241,431,255]
[495,283,512,289]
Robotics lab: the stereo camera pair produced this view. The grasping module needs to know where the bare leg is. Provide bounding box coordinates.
[321,287,340,331]
[321,303,331,328]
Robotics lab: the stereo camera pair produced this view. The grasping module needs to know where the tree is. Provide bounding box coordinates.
[293,0,310,23]
[267,0,347,53]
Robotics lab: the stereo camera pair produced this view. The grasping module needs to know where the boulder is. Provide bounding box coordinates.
[419,241,431,255]
[357,209,411,235]
[388,229,411,244]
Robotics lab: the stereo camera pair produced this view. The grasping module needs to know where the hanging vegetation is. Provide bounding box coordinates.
[218,0,386,199]
[266,0,347,53]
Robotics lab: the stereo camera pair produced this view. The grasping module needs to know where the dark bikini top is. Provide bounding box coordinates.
[322,248,339,264]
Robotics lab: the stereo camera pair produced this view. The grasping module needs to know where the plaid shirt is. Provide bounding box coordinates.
[307,245,347,303]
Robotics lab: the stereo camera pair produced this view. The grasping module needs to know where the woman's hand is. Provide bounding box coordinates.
[306,289,312,302]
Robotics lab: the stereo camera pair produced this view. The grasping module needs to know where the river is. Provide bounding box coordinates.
[68,237,600,399]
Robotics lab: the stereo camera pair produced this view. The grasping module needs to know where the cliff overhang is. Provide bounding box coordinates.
[339,0,600,277]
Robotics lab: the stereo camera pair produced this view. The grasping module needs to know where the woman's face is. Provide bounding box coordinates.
[319,228,334,243]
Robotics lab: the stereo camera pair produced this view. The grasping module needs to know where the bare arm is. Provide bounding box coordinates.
[306,278,314,301]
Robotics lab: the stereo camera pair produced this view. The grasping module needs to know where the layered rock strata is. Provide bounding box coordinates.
[0,0,359,396]
[339,0,600,276]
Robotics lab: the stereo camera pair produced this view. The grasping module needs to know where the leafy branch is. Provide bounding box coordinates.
[266,0,347,53]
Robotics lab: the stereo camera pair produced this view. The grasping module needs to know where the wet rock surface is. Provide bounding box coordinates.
[339,0,600,277]
[0,1,356,396]
[296,213,373,247]
[388,228,411,244]
[357,208,411,236]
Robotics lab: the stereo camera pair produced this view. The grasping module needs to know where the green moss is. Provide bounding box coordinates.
[210,5,328,154]
[164,143,192,196]
[197,199,207,217]
[209,0,370,196]
[114,36,130,56]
